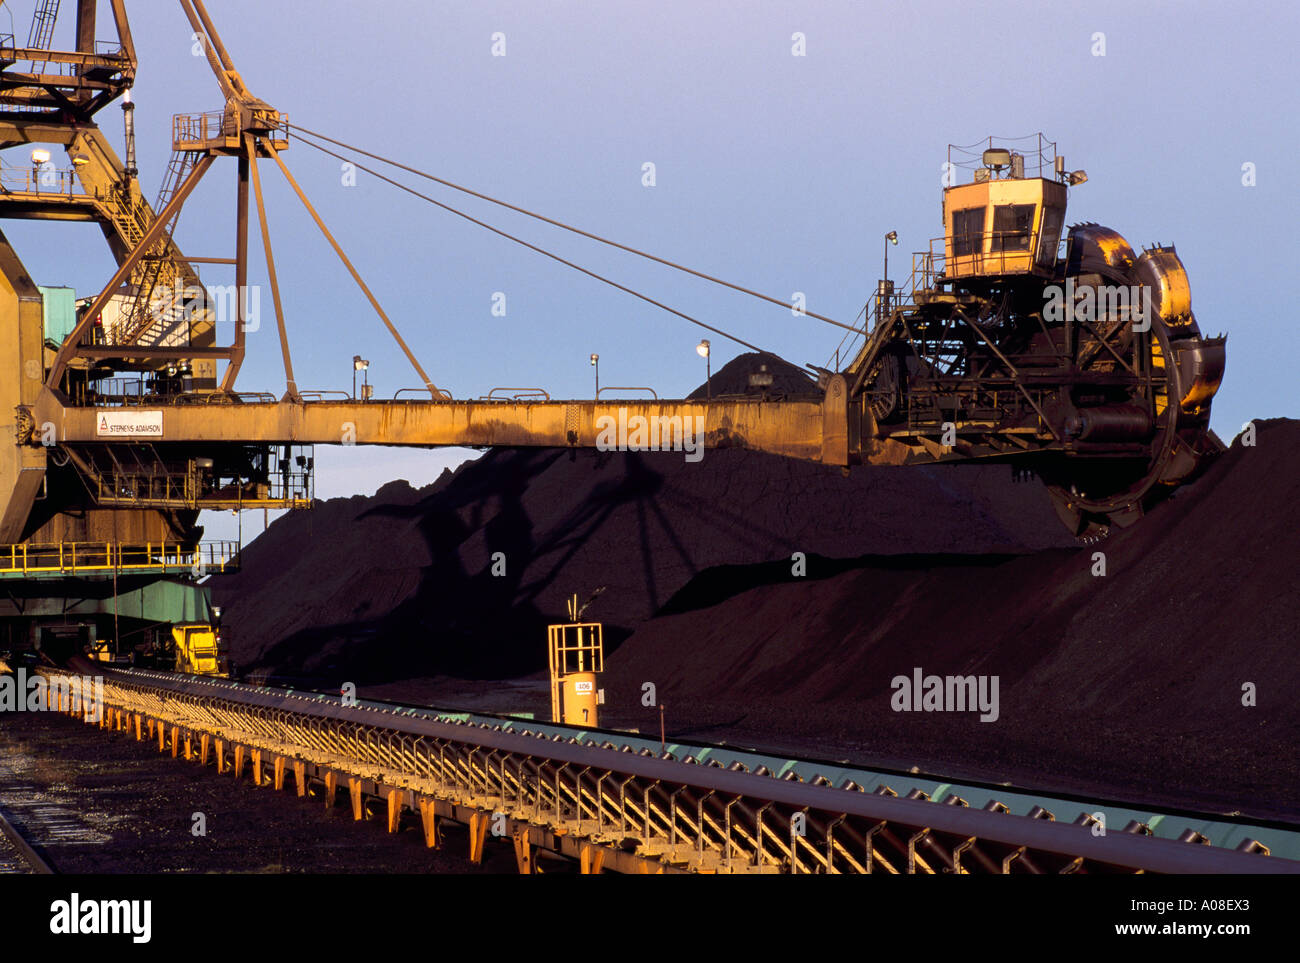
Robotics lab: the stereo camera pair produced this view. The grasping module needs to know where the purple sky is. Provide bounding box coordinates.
[5,0,1294,535]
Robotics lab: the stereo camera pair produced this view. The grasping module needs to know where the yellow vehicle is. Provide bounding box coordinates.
[171,623,228,677]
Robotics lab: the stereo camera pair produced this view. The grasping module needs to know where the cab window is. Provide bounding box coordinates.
[952,207,985,256]
[1037,206,1064,263]
[991,204,1036,252]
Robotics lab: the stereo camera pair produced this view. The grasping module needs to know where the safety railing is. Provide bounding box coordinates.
[394,387,455,400]
[172,110,237,149]
[828,226,1083,378]
[83,377,189,406]
[597,386,659,400]
[918,232,1073,287]
[0,161,81,196]
[172,110,289,152]
[947,134,1058,180]
[0,35,128,65]
[0,540,239,578]
[484,387,551,402]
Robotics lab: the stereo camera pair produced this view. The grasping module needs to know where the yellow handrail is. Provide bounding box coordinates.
[0,540,240,577]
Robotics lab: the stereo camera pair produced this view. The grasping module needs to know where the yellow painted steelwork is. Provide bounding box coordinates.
[562,672,600,727]
[31,394,833,465]
[548,618,604,726]
[171,623,226,676]
[1152,339,1169,418]
[1093,229,1137,272]
[1178,364,1224,415]
[942,177,1067,278]
[1136,247,1194,329]
[40,666,1277,875]
[0,540,238,578]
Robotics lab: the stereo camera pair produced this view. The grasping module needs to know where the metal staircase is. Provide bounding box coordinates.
[107,150,207,347]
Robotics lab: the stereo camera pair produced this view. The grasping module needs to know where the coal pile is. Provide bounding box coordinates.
[599,418,1300,818]
[210,353,1072,683]
[685,350,824,399]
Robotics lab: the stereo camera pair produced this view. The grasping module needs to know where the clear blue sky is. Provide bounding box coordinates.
[7,0,1296,535]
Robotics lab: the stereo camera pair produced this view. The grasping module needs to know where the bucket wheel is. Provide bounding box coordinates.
[1042,225,1225,538]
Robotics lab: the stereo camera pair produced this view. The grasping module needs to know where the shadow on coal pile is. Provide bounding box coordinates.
[656,552,1023,618]
[211,360,1071,689]
[224,448,660,684]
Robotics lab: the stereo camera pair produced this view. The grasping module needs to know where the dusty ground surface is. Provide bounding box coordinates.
[0,709,513,873]
[0,824,32,873]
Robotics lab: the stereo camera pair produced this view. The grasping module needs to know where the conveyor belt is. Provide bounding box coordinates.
[36,665,1300,874]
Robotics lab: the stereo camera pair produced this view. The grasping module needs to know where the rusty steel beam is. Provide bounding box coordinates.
[75,0,98,55]
[248,135,298,401]
[33,393,836,463]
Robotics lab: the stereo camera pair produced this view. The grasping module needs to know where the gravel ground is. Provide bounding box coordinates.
[0,826,33,874]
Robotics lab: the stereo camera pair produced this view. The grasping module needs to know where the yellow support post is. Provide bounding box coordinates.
[323,770,337,809]
[386,790,401,833]
[294,760,306,797]
[273,756,286,791]
[419,798,441,850]
[348,778,362,821]
[468,811,490,864]
[513,829,533,875]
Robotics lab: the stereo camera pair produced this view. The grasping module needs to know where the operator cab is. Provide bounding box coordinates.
[941,138,1084,280]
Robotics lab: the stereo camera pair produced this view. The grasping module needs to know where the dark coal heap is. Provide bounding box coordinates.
[600,417,1300,817]
[209,347,1298,814]
[685,351,823,399]
[211,353,1073,683]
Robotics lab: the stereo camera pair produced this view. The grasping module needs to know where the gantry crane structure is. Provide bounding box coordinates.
[0,2,1226,669]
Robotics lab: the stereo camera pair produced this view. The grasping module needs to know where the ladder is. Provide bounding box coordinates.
[26,0,61,75]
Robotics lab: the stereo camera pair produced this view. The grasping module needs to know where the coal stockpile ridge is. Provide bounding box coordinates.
[599,418,1300,816]
[210,374,1071,683]
[686,351,821,399]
